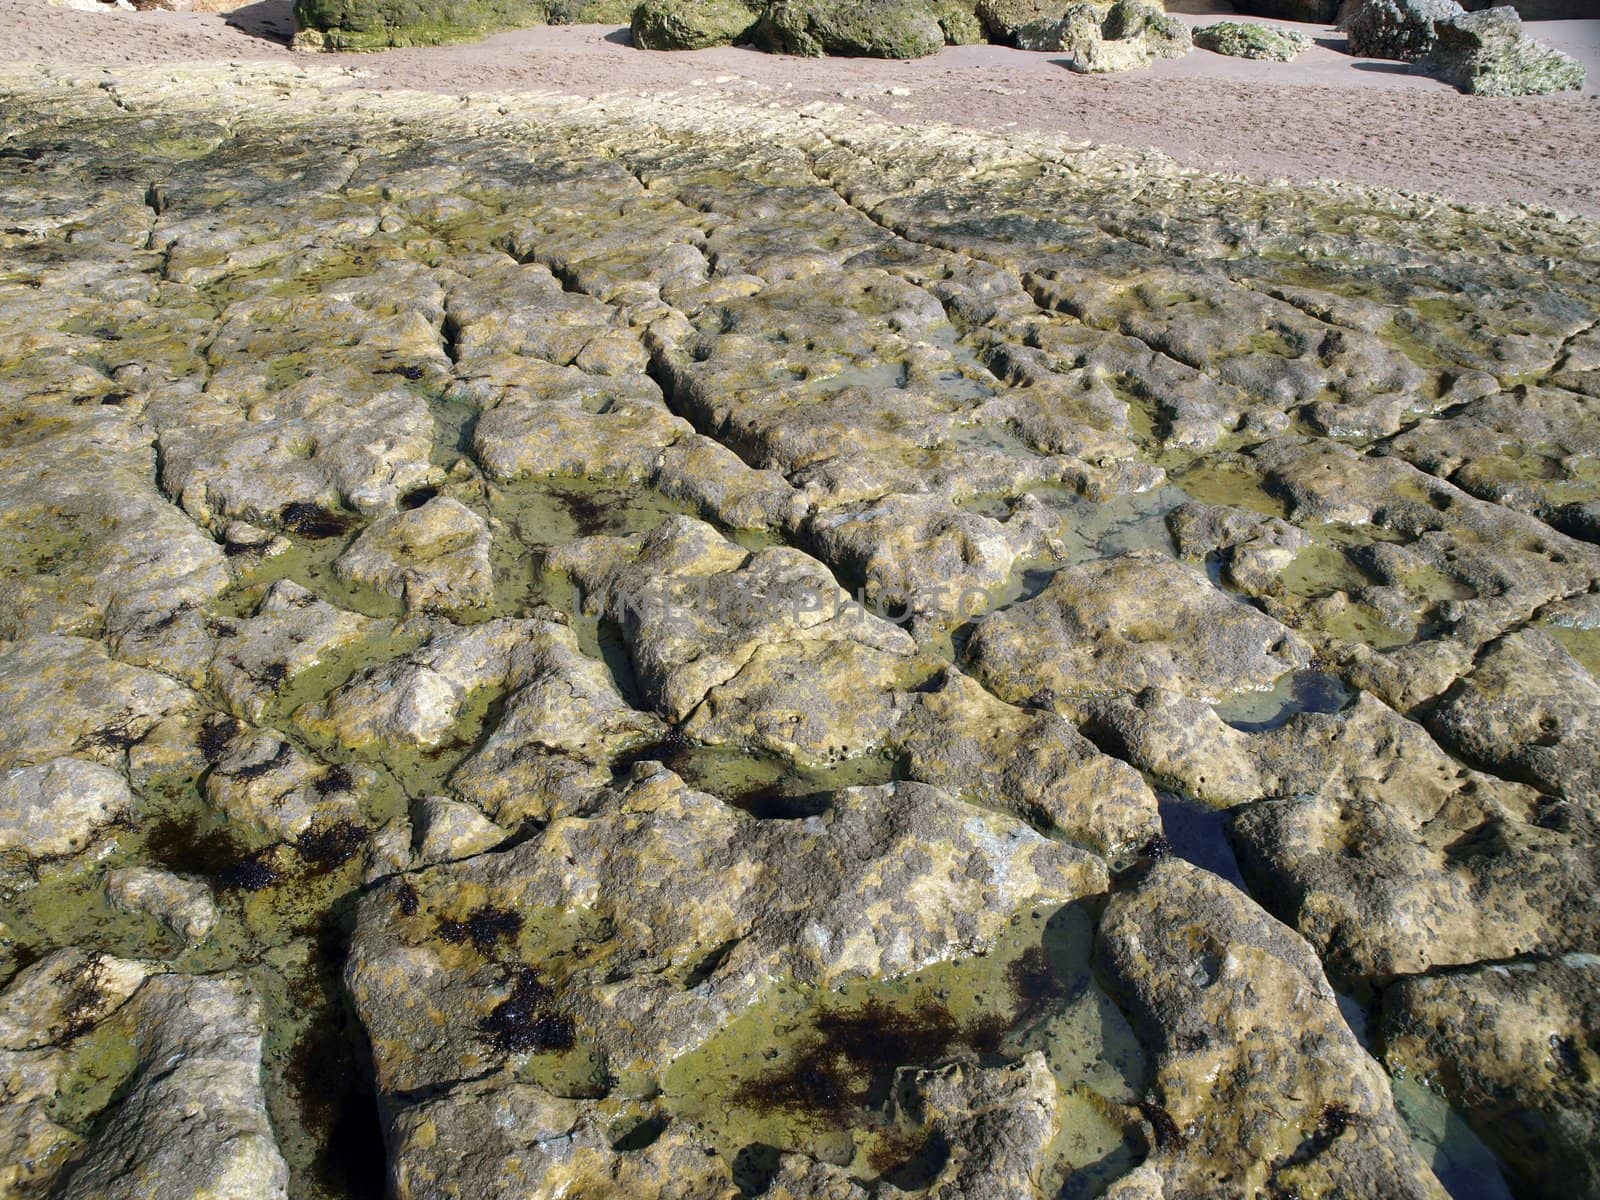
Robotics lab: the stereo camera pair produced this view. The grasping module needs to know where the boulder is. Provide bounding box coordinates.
[1194,19,1312,59]
[1017,0,1191,70]
[755,0,947,58]
[630,0,757,49]
[1425,6,1587,96]
[930,0,984,43]
[294,0,586,49]
[976,0,1064,42]
[1343,0,1464,61]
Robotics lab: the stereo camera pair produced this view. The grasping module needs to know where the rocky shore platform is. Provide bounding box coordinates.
[1,53,1598,1200]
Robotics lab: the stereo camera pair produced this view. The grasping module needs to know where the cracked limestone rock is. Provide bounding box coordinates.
[0,958,286,1200]
[889,666,1161,856]
[333,495,496,612]
[1381,955,1600,1200]
[1426,628,1600,812]
[550,517,925,763]
[106,866,220,945]
[56,973,288,1200]
[0,757,134,858]
[347,770,1105,1096]
[966,549,1310,720]
[1097,858,1447,1199]
[209,580,382,723]
[414,796,510,865]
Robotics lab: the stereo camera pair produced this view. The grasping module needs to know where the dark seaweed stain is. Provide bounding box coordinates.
[75,720,142,753]
[733,998,1006,1119]
[294,820,369,873]
[313,764,356,797]
[479,967,574,1054]
[394,881,420,917]
[281,502,355,540]
[550,488,612,537]
[869,1128,951,1190]
[1006,945,1070,1020]
[59,957,109,1042]
[437,904,523,955]
[1138,1100,1185,1151]
[399,486,439,510]
[144,816,282,891]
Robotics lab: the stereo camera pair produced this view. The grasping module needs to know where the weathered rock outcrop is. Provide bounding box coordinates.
[1426,6,1587,95]
[1097,859,1447,1198]
[1382,957,1600,1200]
[1194,19,1311,60]
[632,0,759,49]
[1343,0,1463,61]
[756,0,948,57]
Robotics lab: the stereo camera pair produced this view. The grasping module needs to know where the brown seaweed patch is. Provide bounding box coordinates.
[478,966,574,1054]
[437,903,523,954]
[732,997,1005,1119]
[144,815,283,891]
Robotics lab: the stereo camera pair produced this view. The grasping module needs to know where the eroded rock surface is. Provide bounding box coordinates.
[1,61,1597,1200]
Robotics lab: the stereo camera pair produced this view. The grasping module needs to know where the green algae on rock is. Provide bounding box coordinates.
[1426,6,1587,96]
[1193,19,1311,61]
[631,0,760,49]
[755,0,947,58]
[292,0,629,49]
[2,59,1600,1200]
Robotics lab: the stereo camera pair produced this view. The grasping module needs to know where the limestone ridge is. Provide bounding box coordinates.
[0,62,1598,1200]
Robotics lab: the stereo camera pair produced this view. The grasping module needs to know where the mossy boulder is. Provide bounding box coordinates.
[1014,2,1102,52]
[975,0,1064,43]
[1343,0,1463,62]
[1426,6,1586,96]
[1193,19,1311,60]
[631,0,757,49]
[755,0,946,57]
[930,0,984,43]
[293,0,543,48]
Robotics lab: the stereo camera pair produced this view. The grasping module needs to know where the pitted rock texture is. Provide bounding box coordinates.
[1,61,1598,1200]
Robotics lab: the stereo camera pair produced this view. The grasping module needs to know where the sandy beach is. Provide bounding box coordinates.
[4,0,1599,214]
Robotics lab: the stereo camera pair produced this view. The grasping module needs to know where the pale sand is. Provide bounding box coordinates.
[3,0,1599,214]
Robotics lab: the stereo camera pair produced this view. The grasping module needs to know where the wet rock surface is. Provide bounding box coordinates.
[0,59,1597,1199]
